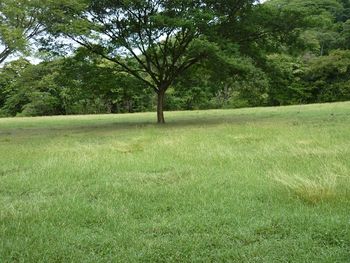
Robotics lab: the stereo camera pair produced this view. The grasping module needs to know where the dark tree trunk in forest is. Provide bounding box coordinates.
[157,88,166,124]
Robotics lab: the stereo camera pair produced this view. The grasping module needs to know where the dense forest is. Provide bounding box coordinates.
[0,0,349,120]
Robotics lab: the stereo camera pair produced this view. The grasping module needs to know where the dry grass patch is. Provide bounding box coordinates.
[270,169,346,204]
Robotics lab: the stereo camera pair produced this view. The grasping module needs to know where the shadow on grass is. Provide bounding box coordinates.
[3,114,272,135]
[0,107,321,138]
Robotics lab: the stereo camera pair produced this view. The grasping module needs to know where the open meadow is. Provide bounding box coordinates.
[0,102,350,262]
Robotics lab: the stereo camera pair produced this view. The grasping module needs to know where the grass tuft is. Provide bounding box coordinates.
[271,170,341,204]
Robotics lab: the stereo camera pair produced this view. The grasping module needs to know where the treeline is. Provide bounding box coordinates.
[0,0,349,117]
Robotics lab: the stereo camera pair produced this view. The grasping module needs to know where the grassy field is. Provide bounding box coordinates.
[0,102,350,262]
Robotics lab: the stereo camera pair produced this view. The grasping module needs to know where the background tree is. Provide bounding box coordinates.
[0,59,63,116]
[56,49,154,114]
[0,52,154,117]
[303,50,350,103]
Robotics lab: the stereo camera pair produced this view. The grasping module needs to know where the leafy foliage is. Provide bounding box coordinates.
[0,0,45,64]
[0,0,349,118]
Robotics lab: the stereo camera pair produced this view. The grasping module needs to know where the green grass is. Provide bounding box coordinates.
[1,102,350,262]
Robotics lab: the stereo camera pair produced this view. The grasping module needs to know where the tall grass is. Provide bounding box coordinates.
[271,170,340,203]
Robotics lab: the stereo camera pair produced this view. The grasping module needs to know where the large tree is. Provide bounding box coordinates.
[46,0,259,123]
[0,0,45,64]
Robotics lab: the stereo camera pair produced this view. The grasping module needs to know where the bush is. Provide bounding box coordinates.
[18,92,61,117]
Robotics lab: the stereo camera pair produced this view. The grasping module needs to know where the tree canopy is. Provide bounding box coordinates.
[0,0,45,64]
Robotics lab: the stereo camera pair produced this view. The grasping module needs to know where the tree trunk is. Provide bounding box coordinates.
[157,89,166,124]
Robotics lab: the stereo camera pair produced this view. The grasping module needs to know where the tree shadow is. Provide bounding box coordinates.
[0,110,286,138]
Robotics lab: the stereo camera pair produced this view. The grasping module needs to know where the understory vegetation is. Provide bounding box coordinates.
[0,102,349,262]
